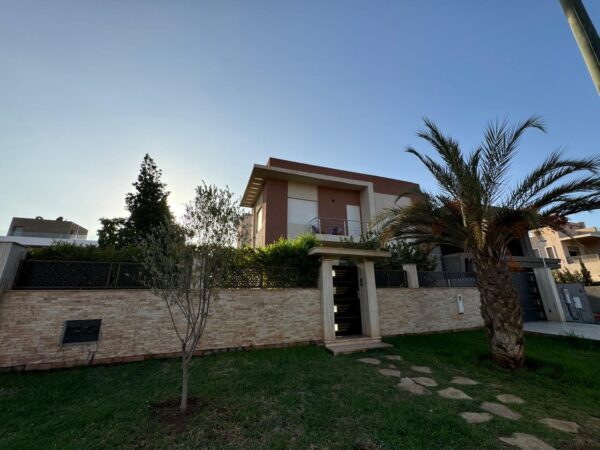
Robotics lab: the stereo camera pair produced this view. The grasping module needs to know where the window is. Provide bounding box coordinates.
[62,319,102,344]
[568,246,580,257]
[545,246,557,259]
[287,198,318,238]
[256,206,263,231]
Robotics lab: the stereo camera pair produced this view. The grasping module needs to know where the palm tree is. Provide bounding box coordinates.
[380,117,600,369]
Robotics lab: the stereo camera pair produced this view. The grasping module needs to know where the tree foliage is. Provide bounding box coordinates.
[554,259,594,286]
[27,241,139,262]
[340,232,437,270]
[98,154,173,248]
[379,116,600,369]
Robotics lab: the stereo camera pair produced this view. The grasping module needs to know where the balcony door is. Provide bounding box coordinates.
[346,205,361,238]
[288,198,318,239]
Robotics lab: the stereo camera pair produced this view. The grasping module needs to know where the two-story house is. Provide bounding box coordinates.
[240,158,420,247]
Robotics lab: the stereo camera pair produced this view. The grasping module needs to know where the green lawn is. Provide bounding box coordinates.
[1,331,599,449]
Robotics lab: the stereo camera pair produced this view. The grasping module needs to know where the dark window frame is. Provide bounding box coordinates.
[61,319,102,345]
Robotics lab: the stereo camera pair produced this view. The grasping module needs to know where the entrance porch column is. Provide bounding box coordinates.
[533,267,566,322]
[356,260,381,339]
[318,258,336,343]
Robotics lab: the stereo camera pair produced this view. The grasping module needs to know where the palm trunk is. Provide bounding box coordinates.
[475,258,525,369]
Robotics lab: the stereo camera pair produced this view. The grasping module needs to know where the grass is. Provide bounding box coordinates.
[1,330,599,449]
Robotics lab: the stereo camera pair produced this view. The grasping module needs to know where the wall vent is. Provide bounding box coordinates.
[62,319,101,344]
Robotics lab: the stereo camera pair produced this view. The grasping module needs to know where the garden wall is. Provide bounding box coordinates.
[377,287,483,336]
[585,285,600,314]
[0,288,322,371]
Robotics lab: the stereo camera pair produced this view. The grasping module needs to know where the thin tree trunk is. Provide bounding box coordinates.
[180,353,189,414]
[475,259,525,369]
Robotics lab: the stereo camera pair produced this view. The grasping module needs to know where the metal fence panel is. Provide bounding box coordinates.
[14,260,112,289]
[417,271,477,288]
[13,260,317,290]
[375,270,406,288]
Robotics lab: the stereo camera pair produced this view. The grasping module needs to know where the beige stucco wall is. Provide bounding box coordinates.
[0,288,321,370]
[530,226,600,281]
[377,288,483,336]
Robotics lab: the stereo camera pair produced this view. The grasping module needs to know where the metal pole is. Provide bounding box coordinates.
[559,0,600,95]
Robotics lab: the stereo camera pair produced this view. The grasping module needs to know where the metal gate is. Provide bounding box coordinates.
[557,283,595,323]
[332,265,362,337]
[512,272,546,322]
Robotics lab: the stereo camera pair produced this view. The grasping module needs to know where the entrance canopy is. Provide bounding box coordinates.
[308,246,391,260]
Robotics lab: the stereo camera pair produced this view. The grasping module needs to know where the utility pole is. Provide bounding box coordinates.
[559,0,600,95]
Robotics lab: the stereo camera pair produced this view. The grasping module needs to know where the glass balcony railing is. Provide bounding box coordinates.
[307,217,370,238]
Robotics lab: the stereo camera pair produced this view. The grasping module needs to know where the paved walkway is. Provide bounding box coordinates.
[524,321,600,341]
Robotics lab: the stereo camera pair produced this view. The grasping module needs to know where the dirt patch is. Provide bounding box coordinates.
[149,397,204,434]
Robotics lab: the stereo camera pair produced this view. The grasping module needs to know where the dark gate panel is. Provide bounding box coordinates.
[512,272,546,322]
[333,265,362,337]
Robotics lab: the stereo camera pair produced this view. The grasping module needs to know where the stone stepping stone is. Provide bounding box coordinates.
[412,377,438,387]
[497,394,525,404]
[378,368,402,378]
[480,402,521,420]
[411,365,432,374]
[397,377,429,395]
[499,433,556,450]
[459,412,493,424]
[451,376,478,386]
[540,418,580,434]
[357,357,380,365]
[438,387,472,400]
[388,364,397,369]
[384,355,403,361]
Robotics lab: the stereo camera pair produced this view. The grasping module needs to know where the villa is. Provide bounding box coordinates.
[240,158,420,247]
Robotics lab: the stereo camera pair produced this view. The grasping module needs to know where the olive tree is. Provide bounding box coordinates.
[138,183,243,413]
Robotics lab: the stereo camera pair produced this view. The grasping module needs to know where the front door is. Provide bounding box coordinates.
[512,272,546,322]
[333,265,362,337]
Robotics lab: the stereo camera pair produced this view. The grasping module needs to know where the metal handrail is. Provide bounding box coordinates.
[307,217,370,237]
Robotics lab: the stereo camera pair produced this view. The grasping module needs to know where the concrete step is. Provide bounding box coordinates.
[325,338,393,356]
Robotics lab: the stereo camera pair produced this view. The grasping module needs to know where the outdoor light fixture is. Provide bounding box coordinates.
[334,305,338,313]
[335,323,339,332]
[332,270,336,277]
[457,295,465,314]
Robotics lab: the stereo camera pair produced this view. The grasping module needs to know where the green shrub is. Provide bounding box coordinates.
[340,232,436,270]
[234,234,320,286]
[27,241,140,262]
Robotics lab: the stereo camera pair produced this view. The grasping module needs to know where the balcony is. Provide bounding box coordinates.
[307,217,371,241]
[566,253,600,264]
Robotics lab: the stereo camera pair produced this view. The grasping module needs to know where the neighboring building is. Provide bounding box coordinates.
[237,213,253,248]
[8,216,88,239]
[1,216,96,247]
[530,222,600,281]
[240,158,420,248]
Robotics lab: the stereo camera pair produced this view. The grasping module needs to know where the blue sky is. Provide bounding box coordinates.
[1,0,599,239]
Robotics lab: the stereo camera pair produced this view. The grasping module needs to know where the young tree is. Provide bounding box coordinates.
[98,154,172,248]
[380,117,600,369]
[138,183,243,414]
